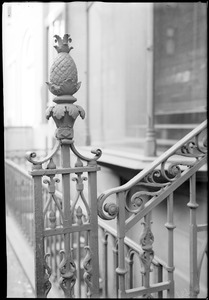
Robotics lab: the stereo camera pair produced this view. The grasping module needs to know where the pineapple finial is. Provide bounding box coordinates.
[46,33,81,97]
[54,34,73,53]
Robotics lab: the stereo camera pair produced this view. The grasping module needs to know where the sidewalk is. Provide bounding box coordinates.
[6,238,35,298]
[6,210,63,298]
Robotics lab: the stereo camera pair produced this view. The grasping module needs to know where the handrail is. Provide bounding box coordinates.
[97,120,207,298]
[5,158,63,202]
[5,158,32,180]
[97,120,207,220]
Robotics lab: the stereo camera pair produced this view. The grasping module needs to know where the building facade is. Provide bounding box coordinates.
[3,2,207,297]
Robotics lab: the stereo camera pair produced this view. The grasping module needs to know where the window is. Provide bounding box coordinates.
[153,3,207,146]
[88,3,150,154]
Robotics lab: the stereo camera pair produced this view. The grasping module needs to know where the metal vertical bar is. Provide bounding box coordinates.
[61,143,71,253]
[165,193,175,298]
[112,238,119,298]
[33,171,46,298]
[77,231,81,297]
[86,165,100,298]
[53,235,57,281]
[26,179,29,239]
[143,212,152,290]
[126,249,134,289]
[29,181,33,246]
[84,225,88,296]
[116,191,127,298]
[187,174,199,298]
[102,231,108,298]
[157,264,163,298]
[59,142,76,297]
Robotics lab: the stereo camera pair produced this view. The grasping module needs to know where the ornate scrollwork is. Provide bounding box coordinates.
[83,246,93,297]
[138,220,154,298]
[97,192,119,220]
[126,190,162,214]
[97,122,207,223]
[104,202,119,217]
[144,170,161,184]
[71,174,90,222]
[25,140,61,166]
[59,250,77,298]
[160,160,182,182]
[140,221,154,251]
[43,176,64,226]
[44,253,52,297]
[196,129,207,153]
[176,130,207,157]
[70,143,102,163]
[124,182,169,214]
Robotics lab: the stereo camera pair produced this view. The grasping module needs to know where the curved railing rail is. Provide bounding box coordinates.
[97,120,207,298]
[98,120,207,219]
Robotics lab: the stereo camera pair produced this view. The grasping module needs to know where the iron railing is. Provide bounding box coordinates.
[5,159,34,247]
[97,120,207,298]
[5,120,207,298]
[5,158,176,298]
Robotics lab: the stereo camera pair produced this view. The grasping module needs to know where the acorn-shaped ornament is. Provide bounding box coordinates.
[46,34,81,96]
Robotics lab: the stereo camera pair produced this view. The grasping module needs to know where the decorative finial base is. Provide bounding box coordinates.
[46,95,85,142]
[53,95,77,104]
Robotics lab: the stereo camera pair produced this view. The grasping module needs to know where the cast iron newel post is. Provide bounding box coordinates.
[46,34,83,297]
[26,34,101,298]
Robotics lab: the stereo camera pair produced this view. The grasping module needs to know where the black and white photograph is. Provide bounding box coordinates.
[3,2,207,298]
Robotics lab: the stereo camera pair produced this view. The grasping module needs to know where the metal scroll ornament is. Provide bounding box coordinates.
[44,253,52,297]
[139,220,154,298]
[83,246,93,297]
[59,250,77,298]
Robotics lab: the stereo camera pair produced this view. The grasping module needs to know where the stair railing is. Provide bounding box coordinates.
[97,120,207,298]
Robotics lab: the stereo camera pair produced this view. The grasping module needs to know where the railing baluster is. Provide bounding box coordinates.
[77,231,81,297]
[153,262,163,298]
[165,193,176,298]
[112,237,119,298]
[101,230,108,298]
[76,206,83,298]
[157,264,163,298]
[59,143,76,298]
[33,167,49,298]
[139,211,154,297]
[83,167,100,297]
[53,235,57,281]
[187,173,199,298]
[116,191,127,298]
[126,248,134,289]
